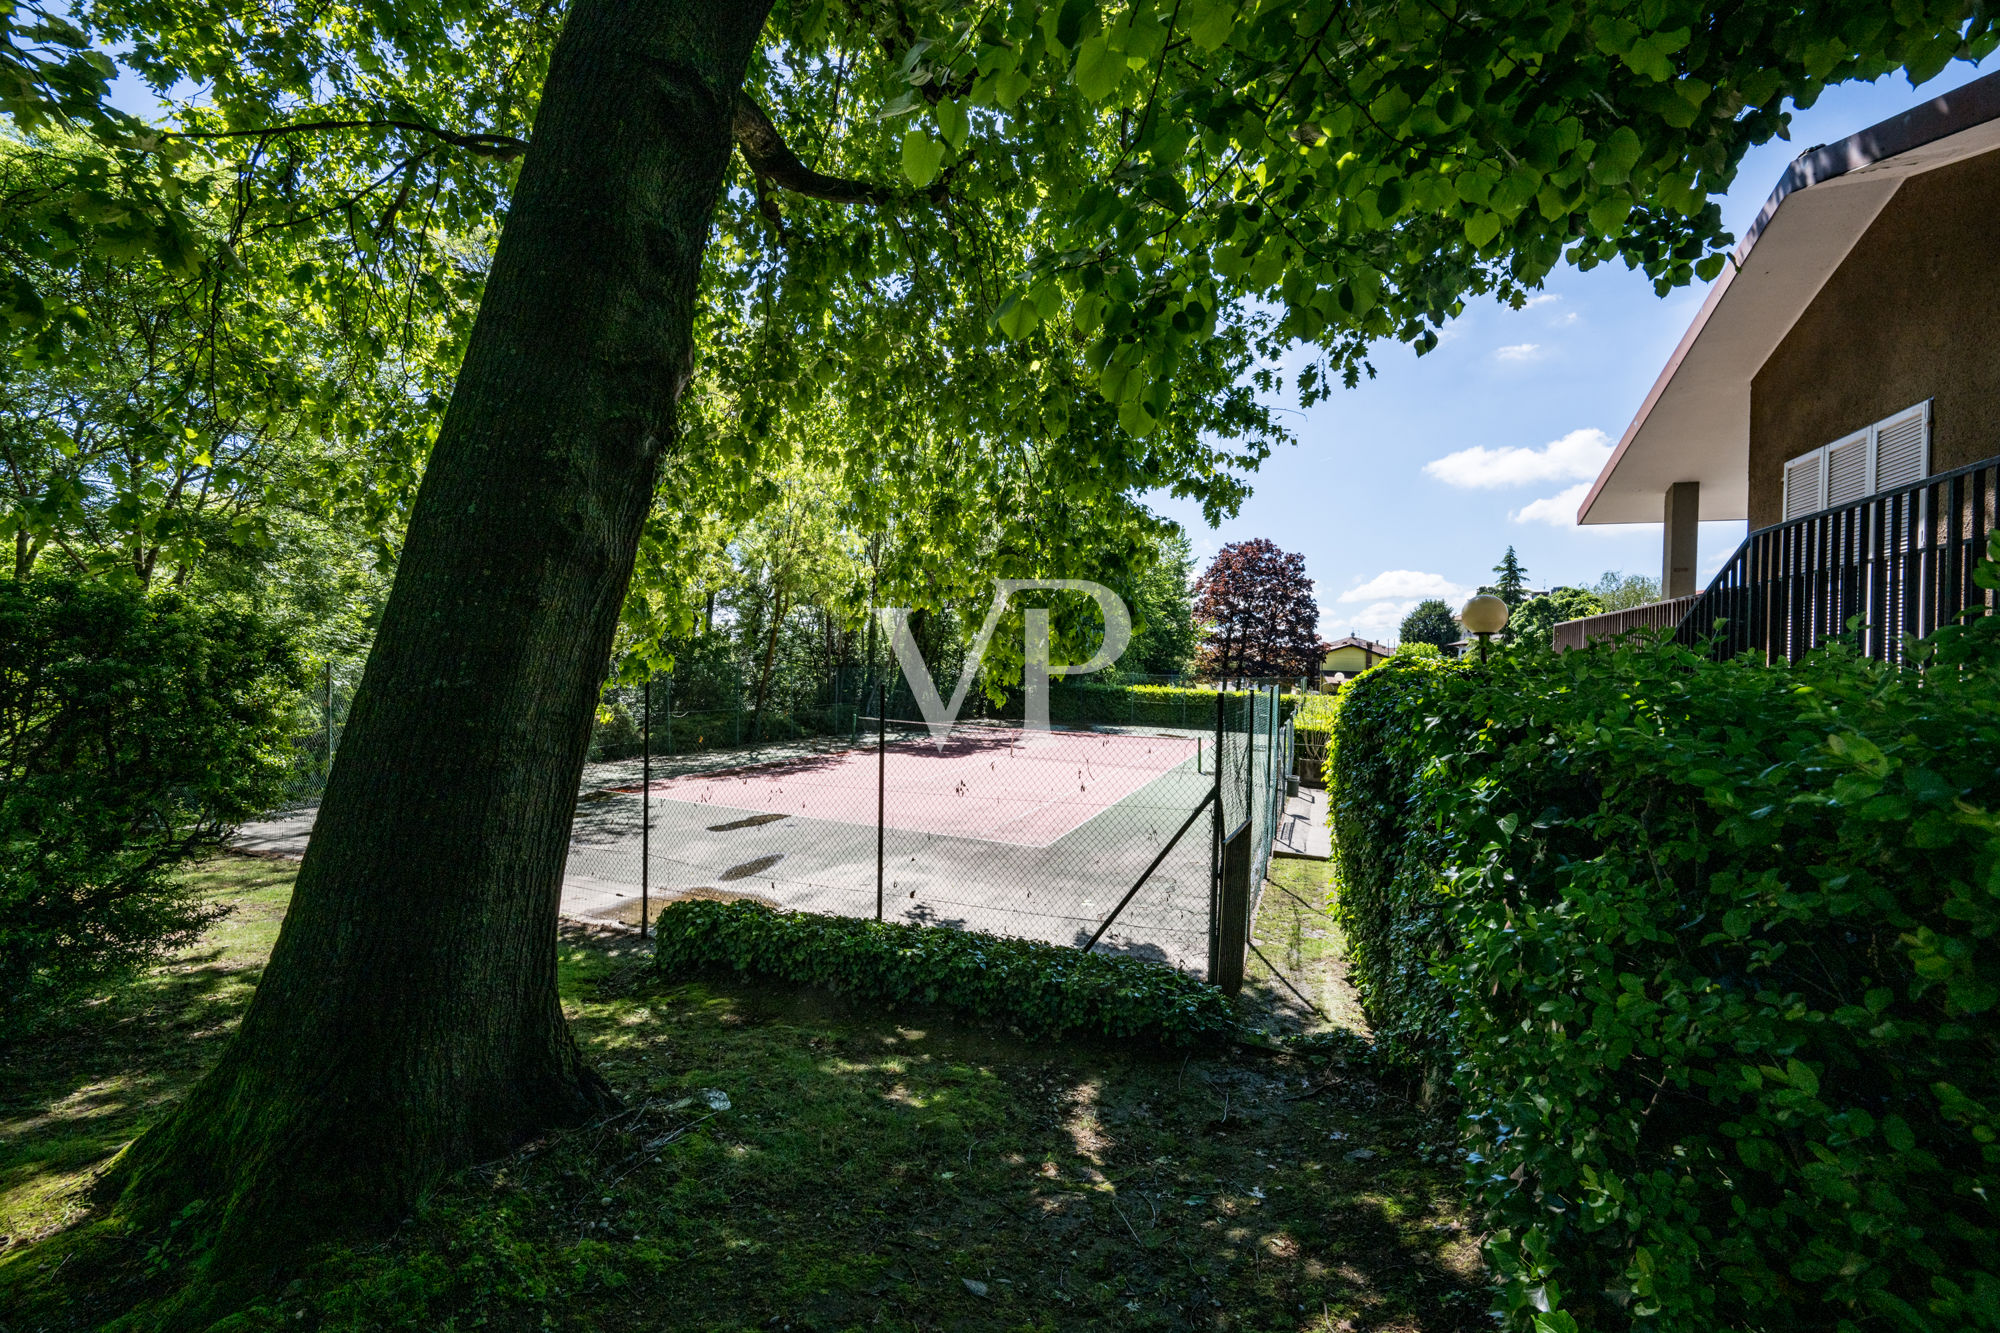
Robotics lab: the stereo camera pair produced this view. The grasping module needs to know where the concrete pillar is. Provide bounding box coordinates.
[1663,481,1699,599]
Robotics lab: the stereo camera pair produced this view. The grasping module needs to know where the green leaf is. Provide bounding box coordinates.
[1464,212,1503,248]
[935,98,970,152]
[901,130,946,187]
[1054,0,1094,52]
[1591,127,1643,185]
[1185,0,1237,53]
[1073,35,1125,101]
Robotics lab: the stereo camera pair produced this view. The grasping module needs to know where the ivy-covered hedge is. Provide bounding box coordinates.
[1328,610,2000,1330]
[651,899,1236,1047]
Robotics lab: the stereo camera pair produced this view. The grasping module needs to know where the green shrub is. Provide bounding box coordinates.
[0,575,303,1033]
[980,681,1298,732]
[651,899,1236,1046]
[1328,597,2000,1330]
[1290,691,1339,736]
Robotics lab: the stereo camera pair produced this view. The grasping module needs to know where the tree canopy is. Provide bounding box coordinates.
[1193,537,1324,678]
[1511,584,1607,651]
[1399,598,1461,648]
[1482,546,1531,610]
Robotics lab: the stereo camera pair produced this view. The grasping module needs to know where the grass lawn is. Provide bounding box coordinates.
[0,855,1485,1331]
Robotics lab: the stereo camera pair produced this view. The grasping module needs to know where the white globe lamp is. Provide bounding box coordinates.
[1460,594,1510,662]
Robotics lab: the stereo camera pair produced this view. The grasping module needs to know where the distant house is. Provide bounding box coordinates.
[1563,71,2000,660]
[1322,635,1394,683]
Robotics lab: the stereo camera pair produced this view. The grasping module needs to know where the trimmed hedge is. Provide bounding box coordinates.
[651,899,1237,1047]
[1003,681,1299,731]
[1328,613,2000,1330]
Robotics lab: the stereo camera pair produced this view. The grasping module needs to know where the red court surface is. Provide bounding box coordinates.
[627,729,1200,848]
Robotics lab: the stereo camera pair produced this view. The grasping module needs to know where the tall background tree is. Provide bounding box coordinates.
[1,0,1991,1299]
[1193,538,1325,679]
[1399,598,1461,649]
[1591,569,1665,610]
[1119,530,1199,677]
[1511,586,1608,652]
[1482,546,1532,610]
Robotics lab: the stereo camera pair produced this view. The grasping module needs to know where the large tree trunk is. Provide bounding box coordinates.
[106,0,774,1267]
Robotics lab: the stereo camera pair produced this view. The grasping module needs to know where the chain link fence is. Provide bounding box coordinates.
[249,654,1298,986]
[572,674,1296,985]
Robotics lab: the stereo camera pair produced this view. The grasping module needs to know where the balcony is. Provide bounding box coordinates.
[1557,452,2000,663]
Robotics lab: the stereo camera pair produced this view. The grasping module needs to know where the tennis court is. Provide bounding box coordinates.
[566,721,1232,972]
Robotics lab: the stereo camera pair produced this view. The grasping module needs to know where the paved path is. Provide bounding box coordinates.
[1272,788,1331,861]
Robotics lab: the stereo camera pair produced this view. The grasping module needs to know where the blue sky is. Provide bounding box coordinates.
[1150,56,2000,644]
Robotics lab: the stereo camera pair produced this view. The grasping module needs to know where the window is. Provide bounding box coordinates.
[1781,401,1931,520]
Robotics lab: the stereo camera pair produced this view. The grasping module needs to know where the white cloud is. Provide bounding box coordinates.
[1493,342,1542,362]
[1339,569,1472,604]
[1424,427,1613,490]
[1510,482,1593,526]
[1340,600,1417,643]
[1523,293,1561,308]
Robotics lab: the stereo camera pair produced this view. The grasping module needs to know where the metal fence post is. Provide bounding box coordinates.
[641,674,651,939]
[876,681,886,922]
[1208,689,1224,980]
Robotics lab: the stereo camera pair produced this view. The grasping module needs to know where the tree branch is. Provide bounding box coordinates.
[177,119,529,161]
[731,93,900,207]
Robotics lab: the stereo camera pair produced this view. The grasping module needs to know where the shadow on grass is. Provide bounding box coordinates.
[0,858,292,1250]
[4,862,1487,1333]
[245,956,1487,1332]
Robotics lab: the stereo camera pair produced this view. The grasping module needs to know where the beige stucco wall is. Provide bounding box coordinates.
[1324,646,1379,674]
[1748,145,2000,530]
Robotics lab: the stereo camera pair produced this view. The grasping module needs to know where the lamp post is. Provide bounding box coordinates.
[1460,594,1510,663]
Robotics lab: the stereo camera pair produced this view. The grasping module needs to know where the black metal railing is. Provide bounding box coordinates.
[1553,594,1701,652]
[1676,453,2000,663]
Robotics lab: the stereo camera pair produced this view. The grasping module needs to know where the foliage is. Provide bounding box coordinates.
[1193,538,1325,679]
[0,130,466,587]
[0,574,302,1032]
[1508,586,1606,652]
[1120,529,1200,676]
[1399,599,1461,649]
[652,899,1236,1047]
[1591,569,1665,612]
[1290,690,1340,737]
[1395,641,1443,661]
[1328,563,2000,1330]
[25,0,1990,658]
[1479,546,1530,612]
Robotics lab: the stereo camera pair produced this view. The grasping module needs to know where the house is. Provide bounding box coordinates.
[1561,71,2000,659]
[1322,635,1394,683]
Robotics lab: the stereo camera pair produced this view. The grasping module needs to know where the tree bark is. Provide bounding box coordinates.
[750,581,787,741]
[106,0,775,1266]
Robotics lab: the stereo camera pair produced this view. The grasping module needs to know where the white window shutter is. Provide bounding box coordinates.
[1783,450,1826,520]
[1824,431,1870,506]
[1871,401,1930,492]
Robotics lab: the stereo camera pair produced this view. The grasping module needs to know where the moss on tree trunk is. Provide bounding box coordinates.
[103,0,775,1292]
